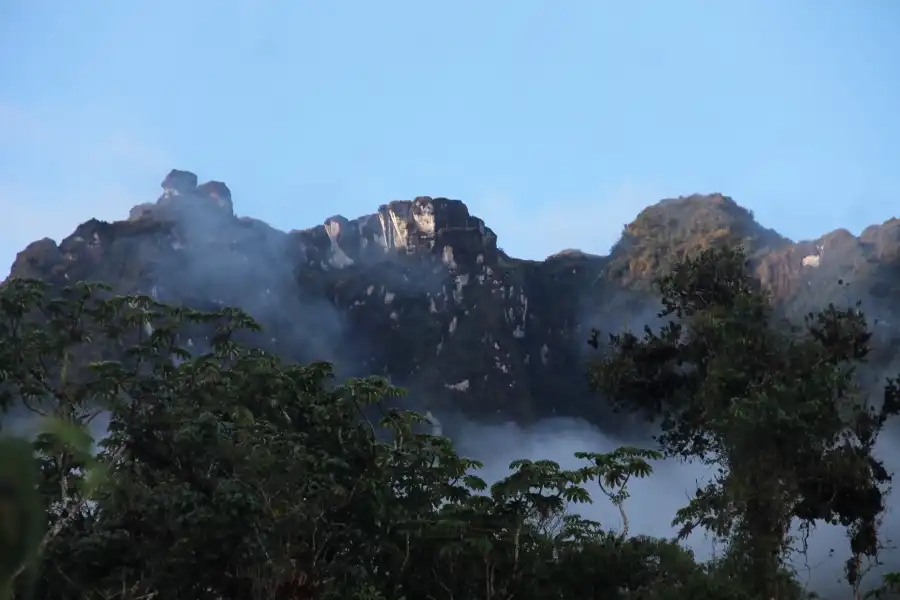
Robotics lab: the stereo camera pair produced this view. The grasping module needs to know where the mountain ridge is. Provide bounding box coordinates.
[8,169,900,434]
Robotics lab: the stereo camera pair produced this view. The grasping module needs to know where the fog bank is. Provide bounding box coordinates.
[452,416,900,599]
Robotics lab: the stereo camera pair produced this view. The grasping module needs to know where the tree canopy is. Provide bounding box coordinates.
[0,244,898,599]
[590,245,900,599]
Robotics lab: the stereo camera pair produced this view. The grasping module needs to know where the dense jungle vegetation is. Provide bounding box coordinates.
[1,245,900,599]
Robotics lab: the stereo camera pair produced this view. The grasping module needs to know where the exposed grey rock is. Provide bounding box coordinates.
[7,171,900,434]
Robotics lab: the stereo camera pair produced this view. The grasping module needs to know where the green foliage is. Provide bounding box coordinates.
[0,437,43,600]
[0,277,712,600]
[589,245,900,598]
[0,253,895,599]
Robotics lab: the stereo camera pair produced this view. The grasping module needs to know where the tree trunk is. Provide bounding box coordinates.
[741,496,788,600]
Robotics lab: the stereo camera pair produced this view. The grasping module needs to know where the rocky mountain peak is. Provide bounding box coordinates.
[127,170,235,222]
[6,170,900,434]
[161,169,199,195]
[289,196,499,274]
[606,192,789,288]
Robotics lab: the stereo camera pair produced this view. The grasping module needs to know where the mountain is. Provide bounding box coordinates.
[8,169,900,435]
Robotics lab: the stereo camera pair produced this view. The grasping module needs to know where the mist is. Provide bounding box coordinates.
[448,416,900,600]
[5,180,900,599]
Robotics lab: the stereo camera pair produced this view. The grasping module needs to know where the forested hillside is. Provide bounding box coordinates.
[2,245,899,600]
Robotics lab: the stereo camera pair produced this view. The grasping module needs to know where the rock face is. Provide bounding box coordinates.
[8,170,900,434]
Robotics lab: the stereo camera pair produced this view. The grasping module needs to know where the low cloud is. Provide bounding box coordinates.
[454,417,900,600]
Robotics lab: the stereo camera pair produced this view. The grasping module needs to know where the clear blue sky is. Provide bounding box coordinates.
[1,0,898,272]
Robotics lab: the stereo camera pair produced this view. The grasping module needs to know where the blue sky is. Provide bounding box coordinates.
[1,0,898,272]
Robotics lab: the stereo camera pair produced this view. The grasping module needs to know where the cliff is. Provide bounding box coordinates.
[9,170,900,434]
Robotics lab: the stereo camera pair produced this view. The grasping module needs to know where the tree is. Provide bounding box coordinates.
[589,245,900,598]
[0,277,745,600]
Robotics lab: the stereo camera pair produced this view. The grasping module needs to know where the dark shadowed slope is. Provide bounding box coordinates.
[7,169,900,435]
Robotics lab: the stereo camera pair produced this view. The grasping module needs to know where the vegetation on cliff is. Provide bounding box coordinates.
[1,245,899,599]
